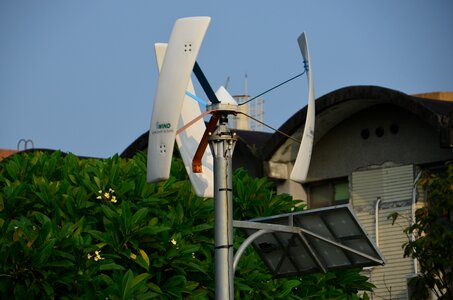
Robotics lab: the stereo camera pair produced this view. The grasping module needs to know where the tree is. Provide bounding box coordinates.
[392,163,453,299]
[0,150,374,299]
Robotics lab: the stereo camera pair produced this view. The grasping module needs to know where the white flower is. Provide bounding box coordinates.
[88,250,104,261]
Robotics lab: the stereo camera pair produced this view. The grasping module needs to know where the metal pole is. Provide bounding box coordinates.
[209,114,237,300]
[233,229,271,273]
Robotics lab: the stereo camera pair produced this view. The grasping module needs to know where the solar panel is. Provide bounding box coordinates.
[236,204,384,278]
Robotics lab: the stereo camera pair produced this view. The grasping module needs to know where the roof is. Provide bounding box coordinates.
[0,149,18,161]
[263,86,453,160]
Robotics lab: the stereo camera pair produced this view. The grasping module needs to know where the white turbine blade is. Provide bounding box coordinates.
[290,32,315,183]
[147,16,211,183]
[153,43,167,68]
[154,43,214,197]
[215,86,238,105]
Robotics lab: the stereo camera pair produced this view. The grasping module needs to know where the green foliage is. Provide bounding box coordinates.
[233,168,303,220]
[0,151,373,299]
[392,163,453,299]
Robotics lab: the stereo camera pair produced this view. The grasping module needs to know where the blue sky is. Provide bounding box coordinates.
[1,1,452,158]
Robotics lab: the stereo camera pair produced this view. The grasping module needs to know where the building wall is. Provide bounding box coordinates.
[307,104,453,181]
[267,98,452,298]
[351,165,415,300]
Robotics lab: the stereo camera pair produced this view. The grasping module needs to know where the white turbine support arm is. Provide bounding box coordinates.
[147,16,211,183]
[290,32,315,183]
[153,42,214,198]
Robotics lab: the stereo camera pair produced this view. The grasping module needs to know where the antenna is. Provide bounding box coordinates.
[224,76,230,89]
[244,73,248,97]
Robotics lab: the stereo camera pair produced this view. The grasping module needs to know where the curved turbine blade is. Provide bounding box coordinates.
[147,16,210,183]
[154,42,214,197]
[290,32,315,183]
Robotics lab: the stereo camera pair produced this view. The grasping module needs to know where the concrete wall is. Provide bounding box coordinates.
[307,104,453,181]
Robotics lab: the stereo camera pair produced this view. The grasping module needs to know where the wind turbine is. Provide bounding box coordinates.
[146,16,316,300]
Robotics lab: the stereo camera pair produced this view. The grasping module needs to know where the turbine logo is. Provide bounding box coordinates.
[156,122,171,129]
[152,121,173,134]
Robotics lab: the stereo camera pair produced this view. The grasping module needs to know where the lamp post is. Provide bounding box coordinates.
[209,112,237,300]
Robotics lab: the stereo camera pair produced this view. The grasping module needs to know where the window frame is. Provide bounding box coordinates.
[307,177,350,209]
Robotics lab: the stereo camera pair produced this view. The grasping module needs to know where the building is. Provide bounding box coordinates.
[263,85,453,299]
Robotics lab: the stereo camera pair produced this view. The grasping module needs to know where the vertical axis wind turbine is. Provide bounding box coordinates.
[147,17,317,300]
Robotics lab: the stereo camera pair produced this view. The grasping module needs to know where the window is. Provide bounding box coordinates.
[308,178,349,208]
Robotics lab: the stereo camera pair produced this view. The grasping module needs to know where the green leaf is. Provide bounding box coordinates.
[132,273,151,290]
[5,160,20,180]
[68,174,77,184]
[131,207,149,226]
[119,180,136,195]
[121,269,134,300]
[95,273,115,285]
[192,223,213,232]
[180,244,200,255]
[184,280,199,292]
[138,248,150,268]
[33,211,51,225]
[121,201,132,235]
[37,239,56,265]
[138,225,171,235]
[387,212,399,225]
[162,275,186,298]
[101,204,118,220]
[41,281,54,296]
[134,256,150,272]
[53,249,75,261]
[99,262,126,271]
[93,176,102,189]
[88,230,106,242]
[186,261,208,275]
[46,260,75,268]
[278,279,301,297]
[147,282,163,294]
